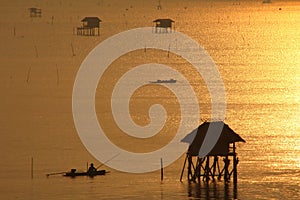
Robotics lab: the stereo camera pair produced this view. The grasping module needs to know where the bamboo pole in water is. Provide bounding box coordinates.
[34,45,39,58]
[71,43,76,56]
[31,157,33,179]
[160,158,163,181]
[56,65,59,85]
[26,66,31,84]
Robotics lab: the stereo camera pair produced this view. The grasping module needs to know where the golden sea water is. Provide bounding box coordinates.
[0,0,299,199]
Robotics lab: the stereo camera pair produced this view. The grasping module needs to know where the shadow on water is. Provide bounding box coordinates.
[187,181,238,200]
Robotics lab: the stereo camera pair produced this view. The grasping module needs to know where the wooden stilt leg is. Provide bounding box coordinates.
[233,142,238,186]
[212,156,218,181]
[224,156,230,182]
[180,154,188,182]
[197,157,200,183]
[188,155,192,182]
[205,156,210,182]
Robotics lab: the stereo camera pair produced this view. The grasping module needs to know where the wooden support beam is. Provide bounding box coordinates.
[224,156,230,182]
[180,154,188,182]
[187,155,192,181]
[233,142,238,186]
[197,157,200,183]
[205,156,210,182]
[182,153,239,188]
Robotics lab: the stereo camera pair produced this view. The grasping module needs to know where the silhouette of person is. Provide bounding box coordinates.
[87,163,97,174]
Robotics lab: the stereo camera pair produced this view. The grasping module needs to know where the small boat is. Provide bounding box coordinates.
[64,169,107,177]
[262,0,271,3]
[150,79,176,83]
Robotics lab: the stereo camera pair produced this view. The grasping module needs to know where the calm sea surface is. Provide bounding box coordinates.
[0,0,299,199]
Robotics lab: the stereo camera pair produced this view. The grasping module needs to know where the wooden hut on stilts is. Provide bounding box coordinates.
[28,7,42,18]
[157,0,162,10]
[180,122,245,186]
[76,17,101,36]
[153,19,175,33]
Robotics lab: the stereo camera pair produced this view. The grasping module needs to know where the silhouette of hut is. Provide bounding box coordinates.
[262,0,272,3]
[28,7,42,18]
[77,17,101,36]
[157,0,162,10]
[180,121,245,184]
[153,19,174,33]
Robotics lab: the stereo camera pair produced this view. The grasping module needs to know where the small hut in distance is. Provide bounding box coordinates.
[263,0,272,3]
[77,17,101,36]
[180,121,245,184]
[153,19,175,33]
[28,7,42,18]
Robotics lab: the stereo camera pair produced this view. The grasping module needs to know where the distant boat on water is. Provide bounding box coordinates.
[262,0,271,3]
[64,169,107,177]
[150,78,176,83]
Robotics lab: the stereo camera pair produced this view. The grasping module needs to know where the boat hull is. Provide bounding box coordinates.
[150,79,176,83]
[64,170,107,177]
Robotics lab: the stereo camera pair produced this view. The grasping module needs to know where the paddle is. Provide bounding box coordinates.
[46,171,66,177]
[96,153,120,169]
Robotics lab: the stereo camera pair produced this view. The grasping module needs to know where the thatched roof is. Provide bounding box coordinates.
[153,19,174,28]
[153,18,174,23]
[81,17,101,28]
[181,121,245,156]
[81,17,102,22]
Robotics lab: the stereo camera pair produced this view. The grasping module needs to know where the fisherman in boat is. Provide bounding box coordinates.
[87,163,97,175]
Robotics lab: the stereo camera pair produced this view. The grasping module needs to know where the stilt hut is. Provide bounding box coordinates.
[263,0,272,3]
[28,7,42,17]
[77,17,101,36]
[153,19,174,33]
[180,121,245,185]
[157,0,162,10]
